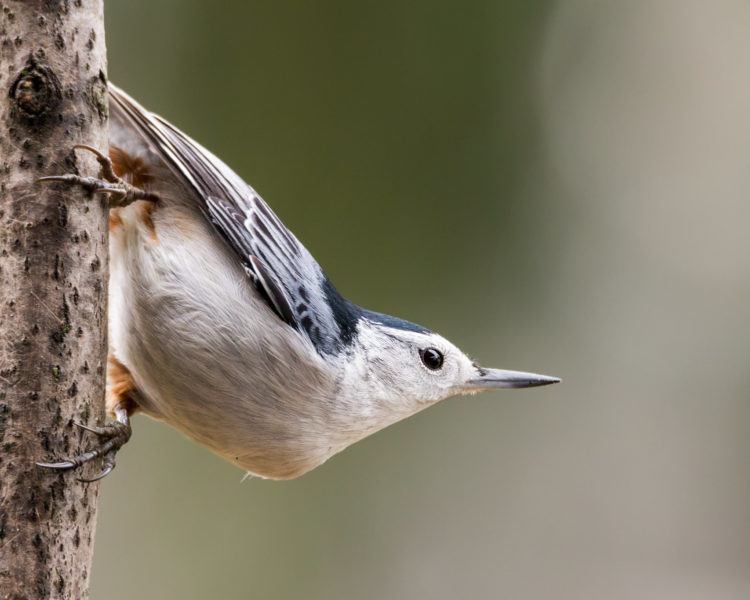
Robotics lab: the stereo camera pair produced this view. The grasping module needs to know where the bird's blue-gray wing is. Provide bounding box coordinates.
[108,83,354,354]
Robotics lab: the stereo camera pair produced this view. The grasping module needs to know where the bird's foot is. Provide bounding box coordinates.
[38,144,158,207]
[37,404,132,482]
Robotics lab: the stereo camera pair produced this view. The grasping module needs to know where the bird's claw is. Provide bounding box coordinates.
[38,144,158,207]
[36,459,76,470]
[36,406,132,483]
[78,458,115,483]
[73,420,122,437]
[73,144,119,182]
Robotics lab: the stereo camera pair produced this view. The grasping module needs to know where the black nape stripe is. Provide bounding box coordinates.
[321,278,359,347]
[318,273,430,355]
[358,308,430,335]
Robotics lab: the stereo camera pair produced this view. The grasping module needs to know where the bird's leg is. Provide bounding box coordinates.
[38,144,159,207]
[37,356,139,482]
[37,403,133,482]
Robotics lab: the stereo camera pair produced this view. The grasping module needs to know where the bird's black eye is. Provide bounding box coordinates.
[420,347,444,370]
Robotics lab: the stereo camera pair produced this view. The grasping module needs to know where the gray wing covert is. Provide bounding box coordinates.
[108,84,347,354]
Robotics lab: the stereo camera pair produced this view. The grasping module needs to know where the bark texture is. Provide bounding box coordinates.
[0,1,108,598]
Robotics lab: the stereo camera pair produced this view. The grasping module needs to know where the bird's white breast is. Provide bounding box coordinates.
[108,200,345,479]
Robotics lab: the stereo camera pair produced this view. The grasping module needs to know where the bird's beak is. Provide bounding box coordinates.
[466,367,561,390]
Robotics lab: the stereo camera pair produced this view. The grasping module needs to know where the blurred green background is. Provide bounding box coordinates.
[95,1,750,598]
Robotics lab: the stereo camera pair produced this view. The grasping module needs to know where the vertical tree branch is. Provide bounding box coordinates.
[0,1,108,598]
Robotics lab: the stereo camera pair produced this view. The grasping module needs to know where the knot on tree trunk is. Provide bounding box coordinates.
[9,54,62,121]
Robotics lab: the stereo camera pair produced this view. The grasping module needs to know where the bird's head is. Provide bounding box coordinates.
[336,309,559,432]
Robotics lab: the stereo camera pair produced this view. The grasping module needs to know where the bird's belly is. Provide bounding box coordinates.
[108,202,339,479]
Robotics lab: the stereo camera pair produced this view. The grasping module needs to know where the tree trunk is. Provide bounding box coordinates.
[0,2,108,598]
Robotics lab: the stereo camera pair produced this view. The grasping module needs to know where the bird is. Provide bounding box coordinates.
[37,84,559,482]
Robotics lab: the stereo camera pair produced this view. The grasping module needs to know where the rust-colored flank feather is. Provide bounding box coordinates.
[109,146,154,188]
[106,354,140,417]
[107,146,158,243]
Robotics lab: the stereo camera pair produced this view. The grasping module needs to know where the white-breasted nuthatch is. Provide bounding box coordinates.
[37,84,559,482]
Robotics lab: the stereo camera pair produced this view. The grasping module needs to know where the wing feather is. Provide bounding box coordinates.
[108,83,352,354]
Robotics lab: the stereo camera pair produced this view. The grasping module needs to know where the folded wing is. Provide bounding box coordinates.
[109,83,356,355]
